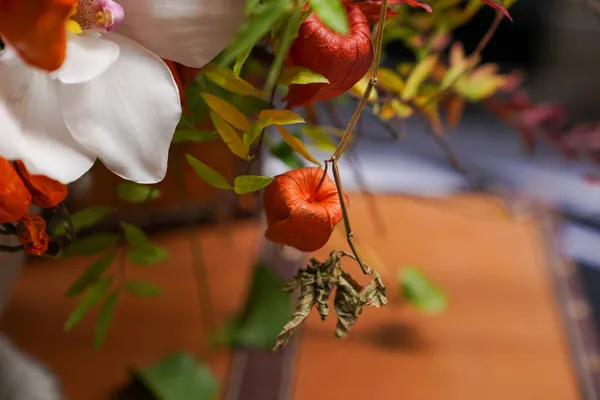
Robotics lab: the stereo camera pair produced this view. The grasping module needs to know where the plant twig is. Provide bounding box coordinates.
[419,11,505,111]
[174,155,216,349]
[325,0,388,275]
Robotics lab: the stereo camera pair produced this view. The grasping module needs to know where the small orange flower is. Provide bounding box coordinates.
[0,158,31,223]
[263,167,348,252]
[17,214,50,256]
[14,161,68,207]
[0,0,76,71]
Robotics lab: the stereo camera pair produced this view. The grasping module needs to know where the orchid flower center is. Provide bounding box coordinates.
[66,0,125,35]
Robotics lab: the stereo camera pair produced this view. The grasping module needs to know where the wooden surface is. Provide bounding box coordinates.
[0,194,581,399]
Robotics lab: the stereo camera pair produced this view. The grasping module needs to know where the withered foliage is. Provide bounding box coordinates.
[273,250,387,351]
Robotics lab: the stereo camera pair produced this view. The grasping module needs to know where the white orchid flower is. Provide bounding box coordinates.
[0,0,245,184]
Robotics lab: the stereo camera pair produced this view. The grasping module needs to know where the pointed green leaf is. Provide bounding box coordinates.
[402,55,438,101]
[124,280,163,297]
[233,175,274,194]
[65,277,113,331]
[133,353,219,400]
[219,0,288,67]
[233,47,253,76]
[310,0,349,35]
[62,233,119,258]
[54,207,113,235]
[94,289,120,350]
[186,154,232,190]
[172,129,216,144]
[278,66,329,86]
[399,266,447,314]
[264,2,303,92]
[121,222,169,266]
[65,252,117,298]
[116,182,161,203]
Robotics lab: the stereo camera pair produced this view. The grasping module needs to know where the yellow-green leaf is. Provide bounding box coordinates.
[348,75,378,103]
[276,126,322,166]
[186,154,232,190]
[209,111,248,160]
[278,66,329,86]
[202,65,263,98]
[243,118,271,149]
[233,175,274,194]
[377,67,405,94]
[258,109,305,125]
[402,55,438,101]
[390,99,414,118]
[300,125,340,151]
[310,0,349,34]
[172,129,216,143]
[201,93,251,131]
[233,47,252,76]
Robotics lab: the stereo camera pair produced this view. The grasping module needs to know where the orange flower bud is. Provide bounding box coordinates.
[263,167,349,252]
[0,0,76,71]
[17,214,49,256]
[14,161,68,208]
[0,159,31,223]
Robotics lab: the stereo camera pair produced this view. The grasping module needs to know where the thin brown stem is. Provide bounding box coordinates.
[325,0,388,276]
[331,160,370,275]
[331,0,388,161]
[174,155,215,352]
[419,11,504,111]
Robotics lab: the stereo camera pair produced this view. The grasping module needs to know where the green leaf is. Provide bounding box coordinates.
[202,65,263,98]
[65,277,113,331]
[94,289,120,350]
[213,265,291,349]
[132,353,219,400]
[116,182,161,203]
[233,47,252,76]
[402,55,438,101]
[172,129,216,144]
[264,2,303,93]
[124,280,163,297]
[233,175,274,195]
[65,252,117,298]
[54,207,113,236]
[399,266,447,314]
[270,141,305,169]
[121,222,169,266]
[62,233,119,258]
[278,66,329,86]
[186,154,232,190]
[310,0,349,35]
[219,0,288,67]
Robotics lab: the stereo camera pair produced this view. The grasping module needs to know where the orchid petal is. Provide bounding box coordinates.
[53,33,120,84]
[0,59,96,184]
[59,33,181,184]
[115,0,245,67]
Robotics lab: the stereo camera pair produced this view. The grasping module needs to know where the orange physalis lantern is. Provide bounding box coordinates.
[16,214,49,256]
[263,167,349,252]
[14,161,68,208]
[0,158,31,223]
[284,5,373,108]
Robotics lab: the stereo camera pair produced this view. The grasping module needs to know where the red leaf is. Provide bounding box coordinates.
[479,0,512,22]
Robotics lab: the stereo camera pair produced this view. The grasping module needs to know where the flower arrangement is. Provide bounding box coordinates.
[2,0,598,395]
